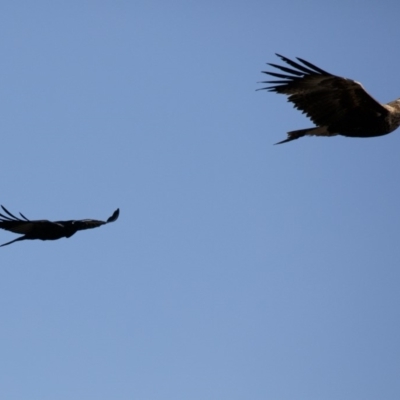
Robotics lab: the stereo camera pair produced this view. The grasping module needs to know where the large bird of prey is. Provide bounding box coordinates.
[260,54,400,144]
[0,206,119,247]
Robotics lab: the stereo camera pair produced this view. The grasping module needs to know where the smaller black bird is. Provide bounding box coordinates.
[0,206,119,247]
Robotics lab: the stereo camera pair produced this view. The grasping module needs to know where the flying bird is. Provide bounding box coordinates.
[259,54,400,144]
[0,206,120,247]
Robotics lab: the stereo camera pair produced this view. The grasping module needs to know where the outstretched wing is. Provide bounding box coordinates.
[259,54,390,135]
[67,208,120,232]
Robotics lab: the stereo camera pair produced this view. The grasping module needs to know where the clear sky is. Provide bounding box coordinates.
[0,1,400,399]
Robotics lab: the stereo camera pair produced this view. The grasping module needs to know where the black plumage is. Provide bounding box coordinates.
[260,54,400,144]
[0,206,119,247]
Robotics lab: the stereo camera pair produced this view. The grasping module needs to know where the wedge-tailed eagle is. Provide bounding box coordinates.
[260,54,400,144]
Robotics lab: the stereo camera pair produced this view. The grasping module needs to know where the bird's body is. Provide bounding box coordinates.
[260,54,400,144]
[0,206,119,247]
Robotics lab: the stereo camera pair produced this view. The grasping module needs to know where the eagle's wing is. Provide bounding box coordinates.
[260,54,390,135]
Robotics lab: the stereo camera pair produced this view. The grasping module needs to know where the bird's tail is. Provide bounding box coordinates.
[275,126,335,145]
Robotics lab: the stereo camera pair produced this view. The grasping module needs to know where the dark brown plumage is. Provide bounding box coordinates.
[259,54,400,144]
[0,206,119,247]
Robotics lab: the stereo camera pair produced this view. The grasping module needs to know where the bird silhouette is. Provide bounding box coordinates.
[0,206,119,247]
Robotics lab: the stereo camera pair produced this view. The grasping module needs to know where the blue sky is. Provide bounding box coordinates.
[1,1,400,399]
